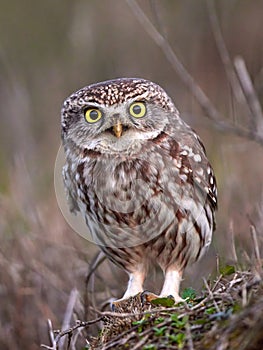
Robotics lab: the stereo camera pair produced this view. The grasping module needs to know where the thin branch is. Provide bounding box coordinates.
[216,254,220,275]
[126,0,221,122]
[185,321,194,350]
[41,318,103,349]
[203,278,220,313]
[94,306,183,319]
[206,0,247,106]
[241,282,248,308]
[229,220,238,263]
[250,224,261,266]
[234,56,263,132]
[226,275,244,293]
[60,288,79,349]
[125,0,263,147]
[149,0,166,36]
[41,344,55,350]
[211,274,223,293]
[130,334,150,350]
[42,319,57,350]
[84,250,106,319]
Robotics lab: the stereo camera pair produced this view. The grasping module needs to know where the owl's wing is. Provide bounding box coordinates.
[62,164,80,214]
[163,127,217,211]
[192,136,218,211]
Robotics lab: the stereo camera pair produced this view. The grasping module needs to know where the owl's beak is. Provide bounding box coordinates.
[113,121,123,138]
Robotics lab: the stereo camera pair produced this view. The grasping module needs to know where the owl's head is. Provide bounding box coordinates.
[61,78,178,155]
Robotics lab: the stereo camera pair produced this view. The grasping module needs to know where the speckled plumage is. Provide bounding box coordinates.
[61,78,217,302]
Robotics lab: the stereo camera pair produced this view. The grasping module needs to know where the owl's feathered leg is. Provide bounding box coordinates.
[111,267,146,310]
[141,267,183,305]
[160,268,183,302]
[122,268,146,299]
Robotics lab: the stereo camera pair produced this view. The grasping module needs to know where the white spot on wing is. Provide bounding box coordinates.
[193,154,201,162]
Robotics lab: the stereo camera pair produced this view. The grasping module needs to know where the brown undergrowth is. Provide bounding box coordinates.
[41,266,263,350]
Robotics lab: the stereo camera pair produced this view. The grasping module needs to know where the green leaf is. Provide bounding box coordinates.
[150,296,175,307]
[219,264,235,276]
[170,314,188,328]
[193,318,207,325]
[232,303,241,313]
[204,306,217,315]
[154,317,165,324]
[132,318,146,333]
[153,326,167,336]
[170,313,179,322]
[143,345,156,350]
[169,332,185,347]
[132,319,145,326]
[81,346,90,350]
[181,287,197,301]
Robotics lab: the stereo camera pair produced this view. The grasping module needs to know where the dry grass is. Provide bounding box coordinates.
[40,223,263,350]
[41,264,263,350]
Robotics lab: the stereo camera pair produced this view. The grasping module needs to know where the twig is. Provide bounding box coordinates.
[101,325,140,350]
[57,318,103,339]
[234,56,263,132]
[41,318,103,349]
[71,326,83,350]
[241,282,248,308]
[125,0,263,147]
[185,321,194,350]
[130,334,150,350]
[85,251,106,315]
[41,344,55,350]
[216,254,220,275]
[149,0,166,36]
[203,278,220,313]
[250,224,261,266]
[211,274,223,293]
[59,288,79,349]
[229,220,238,263]
[226,275,244,292]
[93,305,186,319]
[206,0,246,106]
[125,0,221,123]
[42,319,57,350]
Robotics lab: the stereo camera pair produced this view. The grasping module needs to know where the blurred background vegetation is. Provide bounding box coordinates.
[0,1,263,349]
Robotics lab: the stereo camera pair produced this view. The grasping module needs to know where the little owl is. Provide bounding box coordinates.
[61,78,217,304]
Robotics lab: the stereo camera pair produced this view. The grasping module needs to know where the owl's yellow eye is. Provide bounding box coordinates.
[129,102,146,118]
[84,108,102,123]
